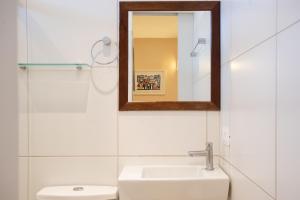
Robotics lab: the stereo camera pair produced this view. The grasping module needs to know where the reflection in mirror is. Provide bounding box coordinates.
[128,11,211,102]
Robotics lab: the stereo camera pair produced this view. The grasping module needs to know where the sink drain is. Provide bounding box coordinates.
[73,187,84,191]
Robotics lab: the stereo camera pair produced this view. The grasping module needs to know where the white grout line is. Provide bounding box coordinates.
[222,33,277,65]
[17,154,221,158]
[275,42,278,200]
[219,156,276,200]
[221,18,300,67]
[25,0,29,62]
[26,54,31,200]
[25,1,30,200]
[277,18,300,34]
[275,0,279,199]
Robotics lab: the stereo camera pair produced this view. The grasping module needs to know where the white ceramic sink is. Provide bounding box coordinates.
[119,165,229,200]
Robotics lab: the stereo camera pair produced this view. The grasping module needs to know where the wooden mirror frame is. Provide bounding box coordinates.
[119,1,220,111]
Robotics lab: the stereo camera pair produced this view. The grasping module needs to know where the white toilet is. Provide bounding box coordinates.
[36,185,118,200]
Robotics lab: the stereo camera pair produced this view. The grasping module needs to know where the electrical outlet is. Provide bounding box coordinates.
[222,127,230,146]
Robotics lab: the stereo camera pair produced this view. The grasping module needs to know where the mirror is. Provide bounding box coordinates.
[119,1,220,111]
[130,11,211,102]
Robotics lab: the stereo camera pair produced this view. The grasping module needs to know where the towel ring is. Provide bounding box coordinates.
[90,37,118,66]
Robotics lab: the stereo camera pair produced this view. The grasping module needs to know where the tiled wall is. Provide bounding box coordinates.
[220,0,300,200]
[17,1,220,200]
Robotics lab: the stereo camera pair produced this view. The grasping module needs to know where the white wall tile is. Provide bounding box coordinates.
[119,112,207,155]
[24,0,119,156]
[29,68,118,156]
[27,0,117,63]
[278,0,300,31]
[220,158,274,200]
[28,69,91,113]
[229,163,274,200]
[219,157,231,175]
[229,38,276,197]
[207,111,220,154]
[29,157,117,200]
[229,0,276,58]
[221,1,300,200]
[18,69,29,156]
[221,0,232,64]
[277,21,300,200]
[17,0,27,62]
[220,64,231,159]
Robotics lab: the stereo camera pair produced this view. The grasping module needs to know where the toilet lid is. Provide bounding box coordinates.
[37,185,117,200]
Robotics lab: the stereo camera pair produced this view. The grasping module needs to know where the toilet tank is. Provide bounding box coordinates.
[36,185,117,200]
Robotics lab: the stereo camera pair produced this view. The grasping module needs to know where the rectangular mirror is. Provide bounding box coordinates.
[119,1,220,111]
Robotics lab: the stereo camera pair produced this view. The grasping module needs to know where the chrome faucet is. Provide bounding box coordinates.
[188,142,214,171]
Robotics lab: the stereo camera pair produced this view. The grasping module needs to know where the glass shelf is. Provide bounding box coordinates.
[18,63,90,70]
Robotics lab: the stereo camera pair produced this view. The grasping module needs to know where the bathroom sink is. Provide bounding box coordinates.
[143,165,206,178]
[119,165,229,200]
